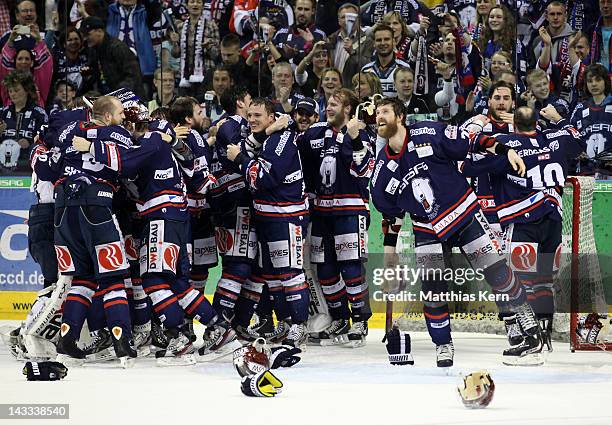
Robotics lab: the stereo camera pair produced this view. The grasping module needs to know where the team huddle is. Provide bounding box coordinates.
[1,75,597,369]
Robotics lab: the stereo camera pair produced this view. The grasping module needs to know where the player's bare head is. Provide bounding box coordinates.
[488,81,515,120]
[584,63,611,98]
[375,97,405,139]
[220,86,252,117]
[514,106,536,133]
[247,98,276,133]
[93,96,125,126]
[327,88,359,126]
[169,96,203,130]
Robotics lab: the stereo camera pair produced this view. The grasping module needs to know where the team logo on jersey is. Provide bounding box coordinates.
[411,177,435,214]
[55,245,75,273]
[124,235,138,261]
[319,154,337,191]
[163,243,179,273]
[586,133,607,158]
[96,242,127,273]
[510,242,538,272]
[215,227,234,254]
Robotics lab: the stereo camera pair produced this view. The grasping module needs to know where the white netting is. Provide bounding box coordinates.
[392,176,608,343]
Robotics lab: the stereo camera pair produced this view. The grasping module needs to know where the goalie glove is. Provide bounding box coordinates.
[240,370,283,397]
[269,345,301,369]
[383,327,414,365]
[23,361,68,381]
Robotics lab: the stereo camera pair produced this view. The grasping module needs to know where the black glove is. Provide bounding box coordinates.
[23,361,68,381]
[241,370,283,397]
[383,328,414,366]
[269,345,301,369]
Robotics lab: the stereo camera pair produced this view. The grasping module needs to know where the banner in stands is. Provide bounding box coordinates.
[0,177,41,293]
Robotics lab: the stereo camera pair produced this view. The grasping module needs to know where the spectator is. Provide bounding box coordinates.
[80,16,145,98]
[170,0,220,101]
[206,33,257,96]
[273,0,326,65]
[295,40,330,98]
[471,0,496,43]
[52,27,92,95]
[315,67,342,121]
[147,67,177,112]
[586,0,612,77]
[0,0,39,50]
[242,18,282,69]
[231,0,294,39]
[0,1,10,35]
[382,11,413,61]
[328,2,373,82]
[351,71,381,101]
[362,0,426,32]
[49,79,78,115]
[0,29,53,106]
[478,5,515,72]
[106,0,157,98]
[361,23,410,97]
[205,66,234,121]
[0,71,48,174]
[394,66,430,115]
[520,68,569,122]
[269,61,304,113]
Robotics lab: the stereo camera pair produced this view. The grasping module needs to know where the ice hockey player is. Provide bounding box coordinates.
[465,105,586,364]
[208,87,263,341]
[298,88,374,347]
[52,96,137,366]
[227,98,310,347]
[168,97,223,349]
[371,97,540,367]
[72,113,236,364]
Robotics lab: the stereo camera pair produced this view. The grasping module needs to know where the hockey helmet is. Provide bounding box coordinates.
[106,88,150,123]
[233,338,271,377]
[457,370,495,409]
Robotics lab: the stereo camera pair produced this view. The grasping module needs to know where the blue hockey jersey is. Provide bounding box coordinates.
[466,122,586,225]
[298,121,374,216]
[181,129,215,213]
[209,114,251,214]
[236,128,308,223]
[370,121,497,241]
[88,120,189,221]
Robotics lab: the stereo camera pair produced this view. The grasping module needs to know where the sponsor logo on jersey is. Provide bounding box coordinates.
[538,153,550,161]
[163,243,179,272]
[215,227,234,254]
[506,140,521,148]
[410,127,436,136]
[385,177,400,195]
[55,245,75,273]
[546,130,568,139]
[110,132,131,146]
[154,167,174,179]
[124,235,138,261]
[97,191,113,198]
[96,242,126,273]
[510,242,538,272]
[444,125,458,139]
[275,132,290,156]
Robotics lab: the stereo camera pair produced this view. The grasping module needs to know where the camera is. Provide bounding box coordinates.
[204,92,215,119]
[16,25,30,35]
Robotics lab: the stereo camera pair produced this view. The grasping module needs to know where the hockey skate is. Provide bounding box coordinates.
[502,304,544,366]
[268,320,291,344]
[156,328,196,367]
[436,342,454,367]
[110,327,137,368]
[282,323,307,348]
[197,321,241,362]
[347,321,368,348]
[308,319,349,346]
[576,313,605,344]
[503,315,524,347]
[236,315,274,343]
[132,330,152,357]
[56,323,86,366]
[82,328,114,362]
[150,318,169,354]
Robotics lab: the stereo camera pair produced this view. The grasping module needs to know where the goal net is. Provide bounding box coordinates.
[388,176,612,351]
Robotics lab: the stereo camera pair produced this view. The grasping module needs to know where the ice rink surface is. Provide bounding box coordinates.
[1,322,611,425]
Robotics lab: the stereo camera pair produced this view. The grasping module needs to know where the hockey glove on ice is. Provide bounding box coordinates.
[241,370,283,397]
[383,328,414,365]
[23,361,68,381]
[269,345,301,369]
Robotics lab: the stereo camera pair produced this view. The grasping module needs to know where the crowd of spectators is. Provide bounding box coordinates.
[0,0,610,175]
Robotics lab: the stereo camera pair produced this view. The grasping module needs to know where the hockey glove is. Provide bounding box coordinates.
[23,361,68,381]
[269,345,301,369]
[241,370,283,397]
[383,327,414,365]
